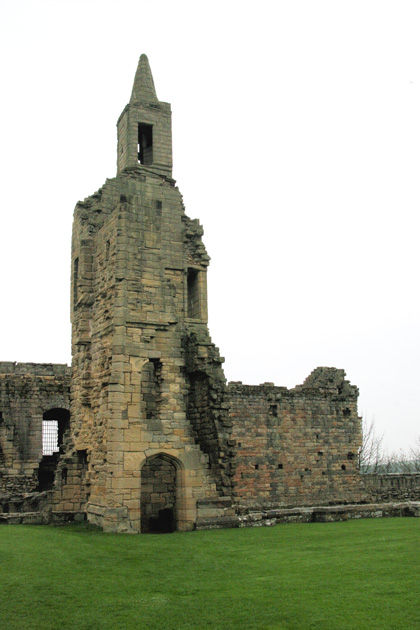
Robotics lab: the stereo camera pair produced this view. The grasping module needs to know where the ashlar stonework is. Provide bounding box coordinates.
[1,55,419,531]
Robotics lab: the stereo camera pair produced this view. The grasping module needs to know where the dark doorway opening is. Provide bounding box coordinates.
[38,453,59,490]
[141,454,177,534]
[149,508,175,534]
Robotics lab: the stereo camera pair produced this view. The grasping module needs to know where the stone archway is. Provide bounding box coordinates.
[141,453,180,533]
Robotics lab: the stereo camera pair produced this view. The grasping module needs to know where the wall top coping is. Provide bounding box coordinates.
[0,362,71,377]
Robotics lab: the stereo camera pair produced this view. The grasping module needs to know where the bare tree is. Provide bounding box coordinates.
[358,417,384,473]
[359,419,419,473]
[409,436,420,472]
[378,450,411,473]
[384,440,420,473]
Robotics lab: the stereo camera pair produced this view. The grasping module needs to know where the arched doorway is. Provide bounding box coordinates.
[141,453,179,533]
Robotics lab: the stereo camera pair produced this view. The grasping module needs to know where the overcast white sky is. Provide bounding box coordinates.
[0,0,419,452]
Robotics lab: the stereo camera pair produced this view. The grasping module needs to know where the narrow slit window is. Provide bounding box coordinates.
[138,123,153,165]
[73,257,79,305]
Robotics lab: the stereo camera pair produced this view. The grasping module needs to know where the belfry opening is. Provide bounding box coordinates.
[138,123,153,165]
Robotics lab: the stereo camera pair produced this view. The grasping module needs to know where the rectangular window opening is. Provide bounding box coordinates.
[138,123,153,165]
[187,268,200,319]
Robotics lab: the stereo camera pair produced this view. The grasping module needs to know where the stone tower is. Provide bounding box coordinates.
[54,55,234,533]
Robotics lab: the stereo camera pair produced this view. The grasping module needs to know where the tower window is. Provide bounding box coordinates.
[138,123,153,165]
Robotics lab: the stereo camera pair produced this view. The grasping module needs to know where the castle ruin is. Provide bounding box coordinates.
[1,56,419,532]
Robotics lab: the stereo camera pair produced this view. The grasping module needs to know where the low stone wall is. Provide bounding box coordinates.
[195,501,420,530]
[361,473,420,502]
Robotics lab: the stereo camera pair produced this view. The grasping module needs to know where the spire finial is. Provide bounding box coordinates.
[130,54,158,103]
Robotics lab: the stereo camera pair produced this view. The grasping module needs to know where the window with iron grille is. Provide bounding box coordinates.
[42,420,59,456]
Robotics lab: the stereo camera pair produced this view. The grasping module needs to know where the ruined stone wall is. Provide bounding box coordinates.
[0,362,70,495]
[361,473,420,502]
[229,368,363,511]
[185,330,235,496]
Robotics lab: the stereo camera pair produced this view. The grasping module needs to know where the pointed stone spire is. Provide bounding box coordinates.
[130,54,158,103]
[117,54,172,177]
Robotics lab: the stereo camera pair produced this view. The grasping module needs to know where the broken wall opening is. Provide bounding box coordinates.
[141,454,177,533]
[38,408,70,491]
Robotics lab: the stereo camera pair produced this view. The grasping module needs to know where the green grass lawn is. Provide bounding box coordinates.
[0,518,419,630]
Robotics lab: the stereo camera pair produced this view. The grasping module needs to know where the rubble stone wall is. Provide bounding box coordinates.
[229,368,363,511]
[361,473,420,502]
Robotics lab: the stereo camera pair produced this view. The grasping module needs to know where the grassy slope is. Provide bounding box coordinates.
[0,518,419,630]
